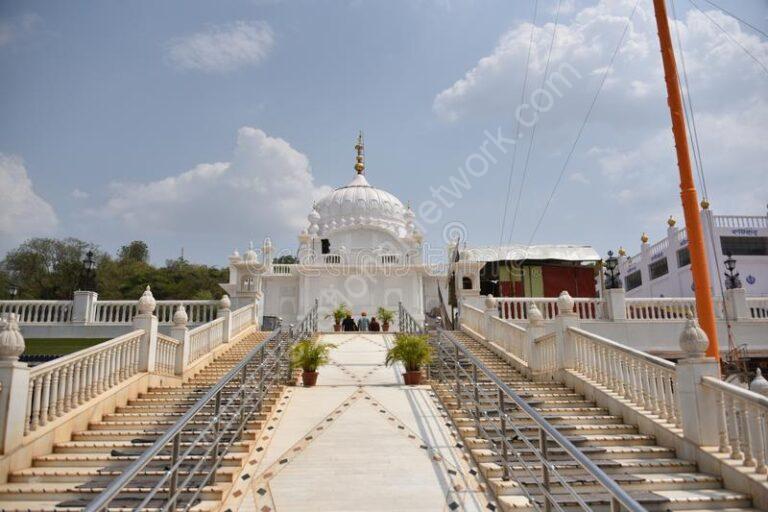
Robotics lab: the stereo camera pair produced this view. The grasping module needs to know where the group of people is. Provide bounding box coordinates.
[341,312,381,332]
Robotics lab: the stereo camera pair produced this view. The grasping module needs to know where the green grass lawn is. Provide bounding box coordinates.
[23,338,109,356]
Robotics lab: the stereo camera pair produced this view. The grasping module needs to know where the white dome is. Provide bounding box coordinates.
[314,173,408,236]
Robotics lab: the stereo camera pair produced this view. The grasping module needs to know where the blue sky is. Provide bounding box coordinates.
[1,0,766,265]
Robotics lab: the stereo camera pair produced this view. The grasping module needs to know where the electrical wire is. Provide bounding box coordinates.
[498,0,539,246]
[524,0,641,248]
[699,0,768,39]
[688,0,768,77]
[507,0,563,245]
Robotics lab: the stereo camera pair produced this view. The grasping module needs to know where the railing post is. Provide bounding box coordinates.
[526,303,546,373]
[171,304,190,375]
[251,296,260,328]
[553,291,579,371]
[72,290,98,324]
[132,286,159,373]
[0,314,30,454]
[723,287,749,321]
[218,295,232,343]
[676,318,721,445]
[604,287,626,321]
[483,295,497,342]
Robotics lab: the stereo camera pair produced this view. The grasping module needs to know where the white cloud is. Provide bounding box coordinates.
[568,171,590,185]
[98,127,331,238]
[165,21,274,73]
[71,188,89,199]
[0,154,58,248]
[0,13,42,48]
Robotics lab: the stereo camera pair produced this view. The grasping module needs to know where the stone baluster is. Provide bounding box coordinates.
[526,303,546,376]
[0,314,30,450]
[749,369,768,473]
[218,295,232,343]
[554,291,579,373]
[676,317,721,445]
[172,304,191,376]
[133,286,159,372]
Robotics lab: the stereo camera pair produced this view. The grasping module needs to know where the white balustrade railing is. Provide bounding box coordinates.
[459,304,485,334]
[570,327,680,426]
[0,300,73,323]
[231,304,254,336]
[93,300,218,324]
[748,298,768,319]
[714,215,768,229]
[188,317,225,363]
[25,330,144,434]
[155,334,180,376]
[532,332,558,374]
[702,376,768,474]
[272,264,293,275]
[496,297,604,321]
[625,298,697,320]
[486,315,528,362]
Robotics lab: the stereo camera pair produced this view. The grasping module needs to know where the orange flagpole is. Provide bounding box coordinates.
[652,0,719,360]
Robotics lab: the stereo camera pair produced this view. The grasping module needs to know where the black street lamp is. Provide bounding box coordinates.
[80,250,98,291]
[724,251,741,290]
[7,284,18,299]
[604,250,622,289]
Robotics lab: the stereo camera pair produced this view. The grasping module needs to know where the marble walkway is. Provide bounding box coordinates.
[221,333,497,512]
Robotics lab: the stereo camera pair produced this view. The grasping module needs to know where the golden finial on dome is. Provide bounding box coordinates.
[700,198,710,210]
[641,232,649,243]
[354,131,365,174]
[618,246,626,256]
[667,215,676,227]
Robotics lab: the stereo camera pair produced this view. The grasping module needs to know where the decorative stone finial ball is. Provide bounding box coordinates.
[667,215,676,227]
[700,199,710,210]
[528,303,544,325]
[173,304,188,327]
[219,294,231,310]
[137,285,156,315]
[557,291,575,316]
[263,237,273,251]
[679,317,709,357]
[750,368,768,397]
[641,232,649,243]
[484,294,497,310]
[0,314,25,361]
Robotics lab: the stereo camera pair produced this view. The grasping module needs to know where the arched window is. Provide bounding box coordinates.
[462,277,473,290]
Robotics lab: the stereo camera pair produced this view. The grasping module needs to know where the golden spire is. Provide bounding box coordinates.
[354,131,365,174]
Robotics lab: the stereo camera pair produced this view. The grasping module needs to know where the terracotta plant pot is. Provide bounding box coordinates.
[302,371,319,387]
[403,370,422,386]
[382,322,390,332]
[333,323,341,332]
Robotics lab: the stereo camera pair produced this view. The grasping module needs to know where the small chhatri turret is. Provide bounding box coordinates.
[354,131,365,175]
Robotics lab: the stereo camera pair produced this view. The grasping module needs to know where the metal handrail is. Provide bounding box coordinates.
[398,301,424,333]
[86,298,320,511]
[434,329,646,512]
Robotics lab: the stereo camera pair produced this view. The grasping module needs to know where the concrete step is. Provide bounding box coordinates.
[479,457,697,478]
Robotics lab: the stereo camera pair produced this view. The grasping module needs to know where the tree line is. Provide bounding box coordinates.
[0,238,228,300]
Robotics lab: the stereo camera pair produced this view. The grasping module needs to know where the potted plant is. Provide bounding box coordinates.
[326,303,350,332]
[377,307,394,332]
[291,338,336,387]
[385,334,432,385]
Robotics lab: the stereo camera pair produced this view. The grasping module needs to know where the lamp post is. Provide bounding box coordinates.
[604,250,622,290]
[81,250,97,292]
[724,251,741,290]
[7,284,18,299]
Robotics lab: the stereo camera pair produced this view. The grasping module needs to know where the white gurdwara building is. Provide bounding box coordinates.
[618,201,768,298]
[219,135,457,330]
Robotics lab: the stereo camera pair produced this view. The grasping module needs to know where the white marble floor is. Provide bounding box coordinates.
[222,333,496,512]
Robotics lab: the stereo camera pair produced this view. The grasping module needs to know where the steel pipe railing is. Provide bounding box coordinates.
[398,302,424,334]
[432,329,646,512]
[85,298,319,512]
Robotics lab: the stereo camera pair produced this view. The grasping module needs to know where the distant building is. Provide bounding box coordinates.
[463,245,600,298]
[618,202,768,298]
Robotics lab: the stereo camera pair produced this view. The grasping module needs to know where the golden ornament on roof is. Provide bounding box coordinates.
[641,232,649,243]
[667,215,676,227]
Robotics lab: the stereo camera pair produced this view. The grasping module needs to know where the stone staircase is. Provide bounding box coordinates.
[433,331,759,512]
[0,331,280,511]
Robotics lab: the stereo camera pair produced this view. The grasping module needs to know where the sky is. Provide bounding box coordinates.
[1,0,766,266]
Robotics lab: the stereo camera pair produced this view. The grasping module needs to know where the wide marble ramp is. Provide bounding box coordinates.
[222,333,496,512]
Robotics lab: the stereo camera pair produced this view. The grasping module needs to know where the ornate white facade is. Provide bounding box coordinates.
[220,135,453,329]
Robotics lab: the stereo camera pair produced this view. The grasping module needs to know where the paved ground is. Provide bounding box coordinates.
[222,333,495,512]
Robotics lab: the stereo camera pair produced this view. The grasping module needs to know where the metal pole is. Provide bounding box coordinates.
[168,432,181,510]
[652,0,719,359]
[540,429,551,512]
[455,345,462,410]
[499,388,509,481]
[472,364,480,435]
